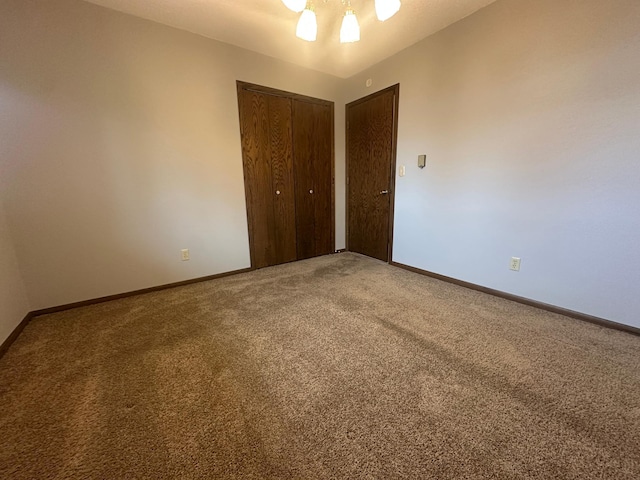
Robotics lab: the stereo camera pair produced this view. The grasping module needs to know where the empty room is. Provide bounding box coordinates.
[1,0,639,478]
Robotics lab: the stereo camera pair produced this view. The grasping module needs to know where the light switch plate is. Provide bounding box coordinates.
[418,155,427,168]
[399,165,406,177]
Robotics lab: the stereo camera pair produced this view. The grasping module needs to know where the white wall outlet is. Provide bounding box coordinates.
[181,249,190,261]
[510,257,521,271]
[399,165,406,177]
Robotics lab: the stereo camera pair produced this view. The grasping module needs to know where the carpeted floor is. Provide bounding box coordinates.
[1,252,639,479]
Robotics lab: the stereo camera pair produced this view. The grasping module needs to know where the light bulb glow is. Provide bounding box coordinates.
[375,0,401,21]
[282,0,306,13]
[340,9,360,43]
[296,7,317,42]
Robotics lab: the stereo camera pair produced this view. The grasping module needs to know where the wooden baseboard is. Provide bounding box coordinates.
[4,260,635,360]
[0,267,253,359]
[0,312,34,360]
[32,267,254,317]
[390,261,640,337]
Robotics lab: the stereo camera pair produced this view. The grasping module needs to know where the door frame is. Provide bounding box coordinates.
[236,81,335,269]
[345,83,400,263]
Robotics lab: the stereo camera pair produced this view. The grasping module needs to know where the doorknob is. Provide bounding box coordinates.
[275,190,281,195]
[380,190,389,195]
[309,189,314,194]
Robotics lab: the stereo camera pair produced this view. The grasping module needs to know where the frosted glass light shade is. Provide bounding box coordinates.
[282,0,306,13]
[340,9,360,43]
[296,8,317,42]
[375,0,401,21]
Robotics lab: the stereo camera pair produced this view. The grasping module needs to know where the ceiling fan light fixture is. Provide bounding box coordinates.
[375,0,401,22]
[296,5,318,42]
[340,8,360,44]
[282,0,306,13]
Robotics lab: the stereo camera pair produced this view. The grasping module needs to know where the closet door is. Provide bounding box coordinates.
[292,100,333,260]
[239,89,297,268]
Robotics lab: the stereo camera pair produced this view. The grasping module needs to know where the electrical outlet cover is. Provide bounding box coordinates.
[510,257,521,271]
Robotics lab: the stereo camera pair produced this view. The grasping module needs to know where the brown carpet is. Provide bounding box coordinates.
[1,252,639,479]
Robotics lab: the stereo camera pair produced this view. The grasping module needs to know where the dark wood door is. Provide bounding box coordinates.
[239,89,297,268]
[293,100,333,260]
[347,86,398,262]
[238,82,335,269]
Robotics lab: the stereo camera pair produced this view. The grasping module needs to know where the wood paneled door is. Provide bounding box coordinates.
[237,82,334,269]
[346,84,399,262]
[292,100,333,260]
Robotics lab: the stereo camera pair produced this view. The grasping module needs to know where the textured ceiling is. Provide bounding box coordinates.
[81,0,497,78]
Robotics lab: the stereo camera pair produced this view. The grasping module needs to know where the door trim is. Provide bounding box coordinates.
[238,81,333,107]
[345,84,400,263]
[236,81,335,268]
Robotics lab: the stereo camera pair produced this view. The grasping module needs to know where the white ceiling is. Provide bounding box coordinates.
[82,0,497,78]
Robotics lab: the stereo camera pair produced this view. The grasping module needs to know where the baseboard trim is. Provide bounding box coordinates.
[4,260,635,360]
[0,312,34,360]
[390,261,640,337]
[0,267,253,360]
[32,267,254,317]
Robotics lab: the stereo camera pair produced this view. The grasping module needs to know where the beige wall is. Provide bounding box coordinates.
[344,0,640,328]
[0,197,30,344]
[0,0,346,311]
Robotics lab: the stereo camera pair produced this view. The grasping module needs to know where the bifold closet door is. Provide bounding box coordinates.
[239,89,297,268]
[292,100,333,260]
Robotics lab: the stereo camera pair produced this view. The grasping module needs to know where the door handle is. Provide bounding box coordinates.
[380,190,389,195]
[275,190,281,195]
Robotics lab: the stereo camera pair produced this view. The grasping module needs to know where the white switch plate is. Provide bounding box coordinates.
[510,257,521,271]
[181,249,190,261]
[399,165,406,177]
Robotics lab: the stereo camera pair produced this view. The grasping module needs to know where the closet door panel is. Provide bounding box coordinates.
[239,89,276,268]
[293,100,333,260]
[312,103,333,257]
[292,100,317,260]
[268,95,297,265]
